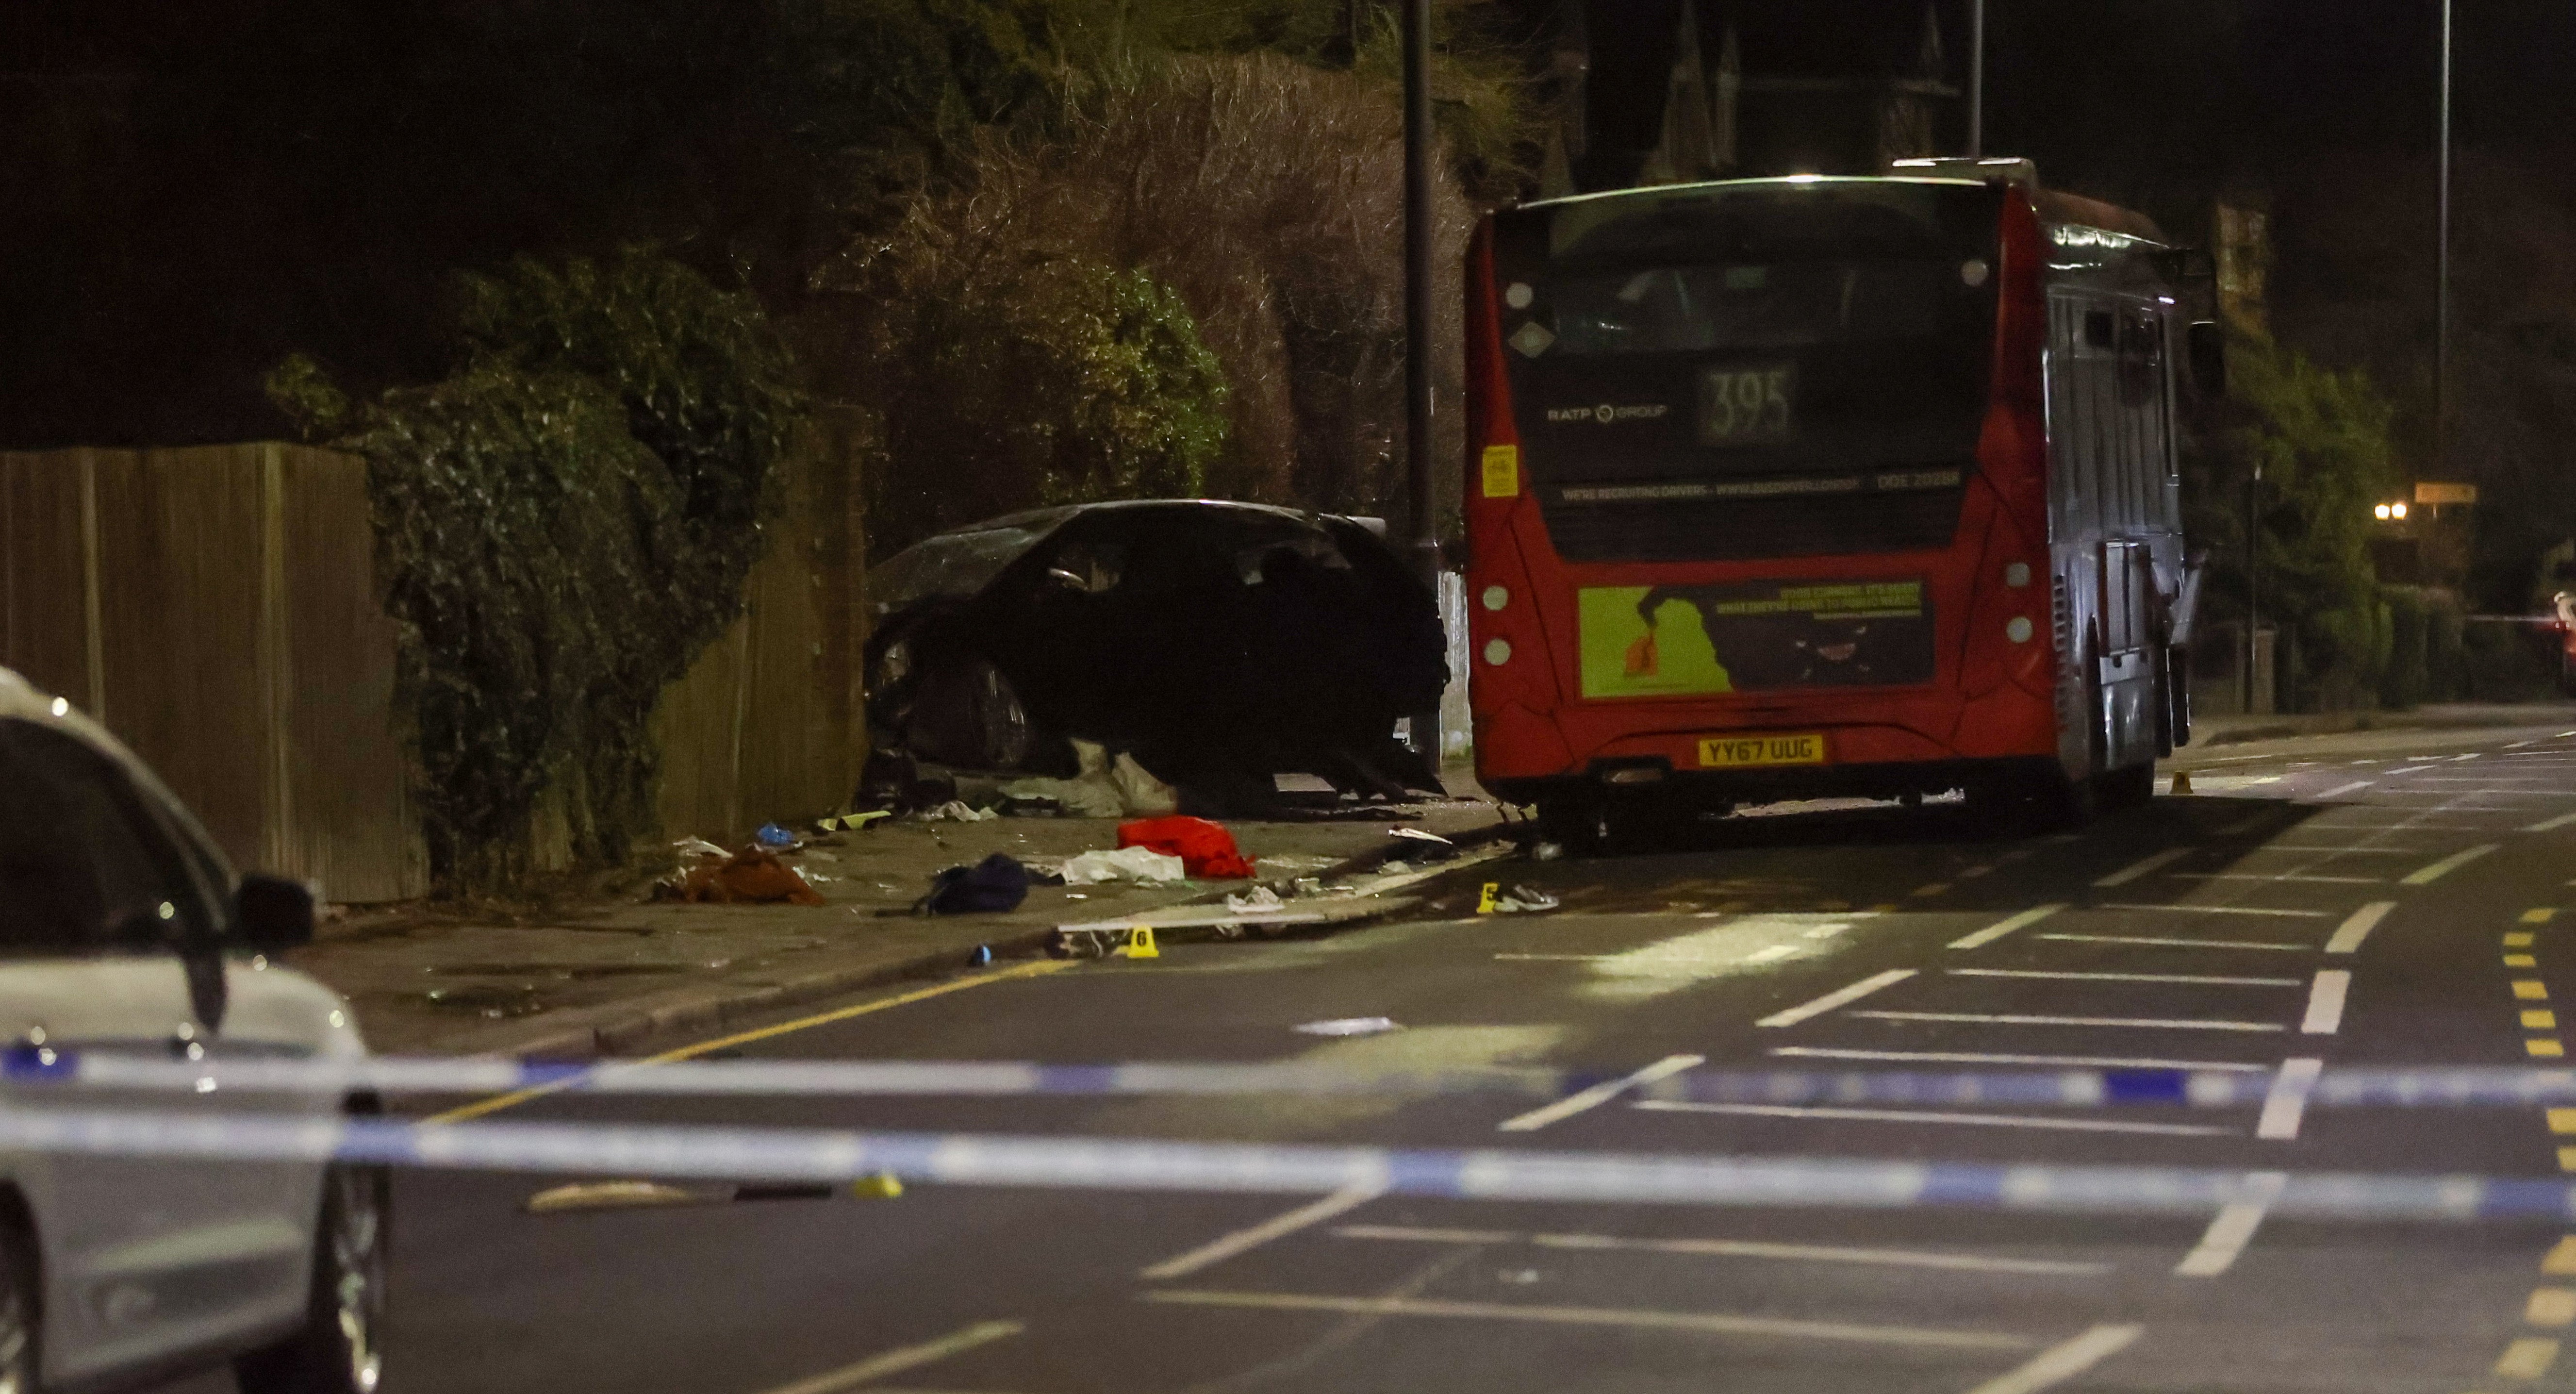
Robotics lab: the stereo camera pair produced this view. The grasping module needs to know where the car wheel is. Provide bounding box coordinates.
[0,1221,37,1394]
[235,1164,389,1394]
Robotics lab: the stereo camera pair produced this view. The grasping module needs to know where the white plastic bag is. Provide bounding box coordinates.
[1059,845,1187,885]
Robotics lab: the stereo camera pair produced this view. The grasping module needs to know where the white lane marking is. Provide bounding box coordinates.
[2528,812,2576,833]
[2300,970,2352,1034]
[1964,1323,2145,1394]
[2384,765,2436,776]
[1768,1046,2270,1071]
[2096,903,2328,917]
[1138,1184,1383,1279]
[1757,969,1917,1028]
[2095,847,2192,888]
[2253,846,2431,855]
[1333,1225,2111,1276]
[2037,933,2308,951]
[2168,872,2382,884]
[2452,752,2481,761]
[2256,1058,2325,1141]
[1497,1054,1704,1133]
[2313,780,2375,799]
[1632,1100,2232,1136]
[1139,1290,2035,1350]
[1747,944,1799,963]
[2325,901,2397,954]
[1948,903,2067,951]
[2401,843,2499,884]
[2508,739,2541,748]
[2173,1171,2288,1277]
[756,1321,1025,1394]
[1848,1011,2286,1032]
[1948,968,2303,986]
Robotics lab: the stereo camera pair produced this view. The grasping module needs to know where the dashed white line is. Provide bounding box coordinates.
[1138,1290,2036,1351]
[1632,1100,2233,1136]
[1948,903,2067,951]
[2095,847,2192,888]
[2325,901,2396,954]
[1847,1011,2286,1032]
[2528,812,2576,833]
[2313,780,2376,799]
[756,1321,1025,1394]
[2400,843,2499,885]
[2037,933,2309,951]
[1497,1054,1705,1133]
[1767,1046,2271,1071]
[2169,872,2382,884]
[1756,969,1917,1028]
[2096,904,2329,917]
[2173,1171,2288,1277]
[1138,1184,1383,1279]
[1947,968,2303,987]
[2298,971,2351,1034]
[2256,1058,2325,1140]
[1331,1225,2113,1276]
[1962,1323,2145,1394]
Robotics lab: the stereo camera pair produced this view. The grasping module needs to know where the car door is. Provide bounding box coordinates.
[0,718,312,1383]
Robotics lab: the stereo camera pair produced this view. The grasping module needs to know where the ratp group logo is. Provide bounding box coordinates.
[1545,402,1669,425]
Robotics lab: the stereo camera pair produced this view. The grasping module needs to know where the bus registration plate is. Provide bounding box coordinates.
[1698,733,1826,768]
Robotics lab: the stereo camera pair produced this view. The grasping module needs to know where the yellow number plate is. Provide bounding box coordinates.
[1697,733,1827,768]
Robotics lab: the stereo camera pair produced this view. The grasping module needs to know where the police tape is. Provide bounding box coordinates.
[0,1104,2569,1226]
[17,1050,2576,1111]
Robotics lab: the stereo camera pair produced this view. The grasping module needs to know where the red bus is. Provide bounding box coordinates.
[1464,165,2214,845]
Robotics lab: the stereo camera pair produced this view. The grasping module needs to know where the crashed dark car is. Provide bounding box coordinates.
[865,500,1448,810]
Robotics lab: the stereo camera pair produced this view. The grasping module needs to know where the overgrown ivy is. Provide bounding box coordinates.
[270,248,804,889]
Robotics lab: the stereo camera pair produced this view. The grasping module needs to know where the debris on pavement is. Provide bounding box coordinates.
[1480,883,1561,914]
[754,822,800,850]
[1000,738,1129,817]
[1118,815,1255,879]
[1530,841,1566,862]
[917,799,998,823]
[914,853,1033,915]
[1388,827,1461,862]
[1225,885,1285,913]
[1059,845,1187,885]
[862,500,1446,815]
[671,836,729,861]
[658,846,826,906]
[1293,1016,1401,1037]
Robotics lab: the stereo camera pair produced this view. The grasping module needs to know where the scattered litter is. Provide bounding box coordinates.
[970,945,993,966]
[755,822,799,850]
[1060,845,1187,885]
[1255,854,1340,872]
[1531,841,1566,862]
[525,1180,708,1214]
[1293,877,1324,897]
[1490,884,1561,914]
[918,800,998,823]
[1225,885,1285,913]
[1388,827,1460,862]
[1294,1016,1401,1037]
[914,853,1032,915]
[657,846,826,906]
[1117,816,1255,879]
[671,837,729,861]
[816,811,892,834]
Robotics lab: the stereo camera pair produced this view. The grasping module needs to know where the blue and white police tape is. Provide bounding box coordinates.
[0,1104,2571,1225]
[17,1049,2576,1111]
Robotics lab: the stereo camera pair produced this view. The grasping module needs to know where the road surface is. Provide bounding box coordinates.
[174,717,2576,1394]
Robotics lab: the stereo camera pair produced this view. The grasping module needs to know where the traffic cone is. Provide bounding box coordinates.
[2171,769,2193,795]
[1122,925,1160,959]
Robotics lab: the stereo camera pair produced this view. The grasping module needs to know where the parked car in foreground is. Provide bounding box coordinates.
[0,666,385,1394]
[865,500,1449,812]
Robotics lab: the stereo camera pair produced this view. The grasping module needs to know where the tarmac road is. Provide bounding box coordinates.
[169,714,2576,1394]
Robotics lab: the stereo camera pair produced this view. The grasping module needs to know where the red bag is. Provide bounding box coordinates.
[1116,816,1255,879]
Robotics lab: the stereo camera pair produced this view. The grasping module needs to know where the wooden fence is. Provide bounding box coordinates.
[0,433,866,900]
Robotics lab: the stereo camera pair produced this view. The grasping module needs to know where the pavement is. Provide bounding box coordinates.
[158,700,2576,1394]
[287,793,1509,1059]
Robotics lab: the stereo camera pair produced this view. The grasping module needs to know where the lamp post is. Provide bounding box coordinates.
[1402,0,1440,765]
[1968,0,1985,157]
[2435,0,2452,482]
[2246,462,2261,714]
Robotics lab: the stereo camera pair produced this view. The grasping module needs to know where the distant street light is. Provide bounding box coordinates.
[2376,503,2393,521]
[2373,501,2412,522]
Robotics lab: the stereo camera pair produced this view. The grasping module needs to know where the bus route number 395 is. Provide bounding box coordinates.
[1699,365,1794,445]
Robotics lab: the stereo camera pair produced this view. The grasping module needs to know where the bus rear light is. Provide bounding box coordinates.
[1483,638,1513,666]
[1481,585,1510,611]
[2006,616,2034,644]
[2005,562,2031,588]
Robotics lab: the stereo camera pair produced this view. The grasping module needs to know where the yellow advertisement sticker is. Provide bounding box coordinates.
[1579,587,1734,698]
[1480,444,1520,498]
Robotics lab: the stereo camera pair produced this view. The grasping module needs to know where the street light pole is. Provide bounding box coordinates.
[2246,462,2262,714]
[1402,0,1441,767]
[1968,0,1985,157]
[2435,0,2453,483]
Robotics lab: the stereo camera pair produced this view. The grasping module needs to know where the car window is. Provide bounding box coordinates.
[0,719,212,956]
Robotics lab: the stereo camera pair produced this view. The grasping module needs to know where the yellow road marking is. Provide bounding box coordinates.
[2549,1110,2576,1135]
[2510,956,2541,968]
[424,958,1075,1124]
[2494,1336,2559,1380]
[2527,1012,2560,1030]
[2559,1148,2576,1174]
[2529,1039,2566,1059]
[2528,910,2562,925]
[2518,981,2551,1001]
[2510,933,2539,948]
[2548,1238,2576,1276]
[2529,1289,2576,1327]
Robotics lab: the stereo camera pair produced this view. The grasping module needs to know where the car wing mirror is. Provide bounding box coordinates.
[237,874,317,953]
